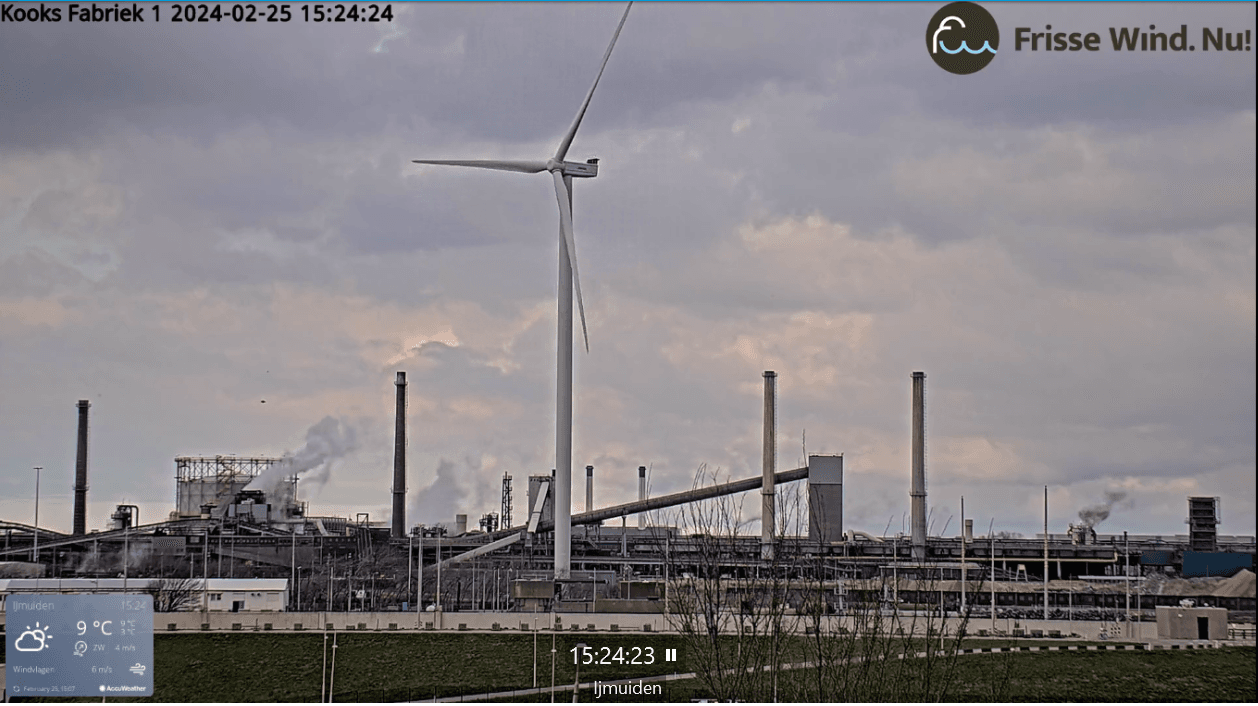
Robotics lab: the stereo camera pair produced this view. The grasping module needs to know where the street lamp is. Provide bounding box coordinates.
[573,642,586,702]
[32,466,42,565]
[321,630,329,703]
[329,632,339,702]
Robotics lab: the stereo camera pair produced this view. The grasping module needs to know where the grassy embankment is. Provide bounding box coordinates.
[4,632,1253,702]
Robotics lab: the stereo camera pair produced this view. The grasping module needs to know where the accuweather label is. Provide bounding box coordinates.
[6,594,153,698]
[927,2,1000,75]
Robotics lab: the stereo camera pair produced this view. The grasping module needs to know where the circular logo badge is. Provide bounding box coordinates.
[926,2,1000,74]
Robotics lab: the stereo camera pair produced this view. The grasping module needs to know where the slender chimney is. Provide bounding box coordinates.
[910,372,927,562]
[637,466,647,529]
[762,371,777,561]
[73,400,90,536]
[585,465,594,514]
[391,372,407,538]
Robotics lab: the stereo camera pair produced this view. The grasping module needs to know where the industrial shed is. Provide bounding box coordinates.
[0,578,288,612]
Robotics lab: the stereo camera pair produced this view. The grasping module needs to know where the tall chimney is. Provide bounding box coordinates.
[73,400,90,536]
[455,514,467,535]
[762,371,777,561]
[585,465,594,514]
[391,372,407,538]
[910,372,927,561]
[637,466,647,529]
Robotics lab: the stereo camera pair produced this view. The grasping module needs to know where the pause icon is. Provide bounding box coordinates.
[665,648,678,662]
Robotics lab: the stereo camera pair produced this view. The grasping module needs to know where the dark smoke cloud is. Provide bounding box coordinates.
[1077,490,1129,529]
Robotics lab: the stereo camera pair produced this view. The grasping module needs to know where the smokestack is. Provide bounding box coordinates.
[762,371,777,561]
[585,465,594,514]
[391,372,407,538]
[73,400,90,536]
[637,466,646,529]
[964,519,973,543]
[455,514,467,535]
[910,372,927,561]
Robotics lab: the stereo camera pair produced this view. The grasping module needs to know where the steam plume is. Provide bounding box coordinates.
[409,457,477,526]
[246,416,359,501]
[1077,490,1128,529]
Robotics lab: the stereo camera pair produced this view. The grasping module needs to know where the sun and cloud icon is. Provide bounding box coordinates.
[15,621,53,652]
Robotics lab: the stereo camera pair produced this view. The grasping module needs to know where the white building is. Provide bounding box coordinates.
[0,578,289,612]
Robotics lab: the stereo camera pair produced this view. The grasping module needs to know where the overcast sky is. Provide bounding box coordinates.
[1,2,1253,542]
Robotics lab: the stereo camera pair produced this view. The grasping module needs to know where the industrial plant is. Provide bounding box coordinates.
[0,371,1252,640]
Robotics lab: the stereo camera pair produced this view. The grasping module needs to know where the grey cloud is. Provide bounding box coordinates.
[0,249,90,297]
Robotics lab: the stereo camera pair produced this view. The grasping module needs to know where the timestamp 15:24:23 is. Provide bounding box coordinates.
[570,645,656,665]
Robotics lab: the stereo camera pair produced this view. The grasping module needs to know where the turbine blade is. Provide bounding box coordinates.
[552,2,633,162]
[553,171,590,352]
[412,159,548,174]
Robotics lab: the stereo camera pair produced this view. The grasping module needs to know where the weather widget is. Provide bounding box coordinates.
[5,594,153,697]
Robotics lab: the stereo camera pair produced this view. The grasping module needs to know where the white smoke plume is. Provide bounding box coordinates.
[1077,490,1128,529]
[246,416,359,502]
[409,456,478,526]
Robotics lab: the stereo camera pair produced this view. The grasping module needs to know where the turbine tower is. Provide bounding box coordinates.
[411,3,632,580]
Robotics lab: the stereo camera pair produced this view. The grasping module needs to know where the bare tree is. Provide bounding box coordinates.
[657,464,1017,702]
[146,577,200,612]
[654,465,805,702]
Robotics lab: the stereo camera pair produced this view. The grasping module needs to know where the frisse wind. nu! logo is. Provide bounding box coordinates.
[927,2,1000,74]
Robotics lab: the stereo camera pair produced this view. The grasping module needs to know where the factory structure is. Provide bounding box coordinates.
[0,373,1253,622]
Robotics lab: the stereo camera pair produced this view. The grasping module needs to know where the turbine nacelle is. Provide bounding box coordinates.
[544,158,599,178]
[562,160,599,178]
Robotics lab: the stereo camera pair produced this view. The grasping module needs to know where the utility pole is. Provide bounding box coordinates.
[203,528,210,612]
[32,466,42,565]
[329,632,338,700]
[1125,530,1131,638]
[989,518,996,633]
[960,495,965,613]
[1043,486,1049,621]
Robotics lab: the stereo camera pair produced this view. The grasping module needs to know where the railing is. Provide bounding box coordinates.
[1227,626,1255,640]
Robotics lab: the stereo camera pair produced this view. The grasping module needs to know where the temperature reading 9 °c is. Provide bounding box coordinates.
[76,620,120,636]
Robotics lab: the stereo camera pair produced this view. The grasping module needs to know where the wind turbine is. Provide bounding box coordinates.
[411,3,632,580]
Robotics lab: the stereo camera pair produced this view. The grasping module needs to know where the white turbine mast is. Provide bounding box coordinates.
[411,2,633,580]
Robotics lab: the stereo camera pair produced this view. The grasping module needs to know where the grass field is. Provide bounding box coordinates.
[6,632,1253,702]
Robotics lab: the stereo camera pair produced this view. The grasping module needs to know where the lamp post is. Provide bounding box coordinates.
[960,496,966,614]
[573,642,586,702]
[329,632,339,702]
[32,466,42,564]
[1124,531,1130,638]
[989,519,996,634]
[321,630,328,703]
